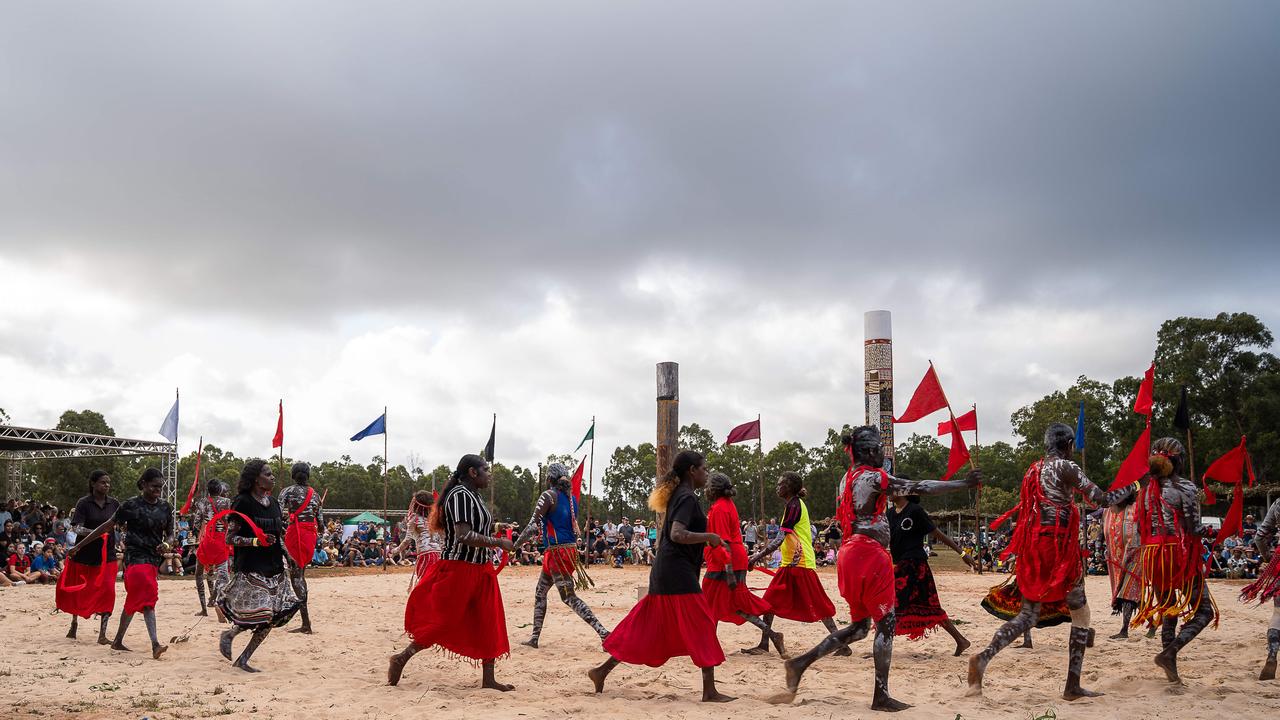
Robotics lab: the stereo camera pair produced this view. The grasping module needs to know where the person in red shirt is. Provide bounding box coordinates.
[8,543,39,583]
[701,472,783,655]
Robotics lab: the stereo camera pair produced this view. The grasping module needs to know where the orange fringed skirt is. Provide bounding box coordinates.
[1131,536,1217,629]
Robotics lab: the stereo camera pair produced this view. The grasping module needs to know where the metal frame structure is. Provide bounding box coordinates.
[0,425,178,511]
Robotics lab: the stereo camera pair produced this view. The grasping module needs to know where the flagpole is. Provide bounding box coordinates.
[931,361,982,573]
[383,406,389,572]
[757,414,764,523]
[489,413,496,508]
[970,402,982,575]
[277,398,284,477]
[587,416,595,526]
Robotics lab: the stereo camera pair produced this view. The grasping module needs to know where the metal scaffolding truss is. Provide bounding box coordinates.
[0,425,178,511]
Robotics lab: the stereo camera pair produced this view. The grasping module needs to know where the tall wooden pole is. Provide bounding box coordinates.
[656,363,679,549]
[757,413,765,522]
[970,402,982,574]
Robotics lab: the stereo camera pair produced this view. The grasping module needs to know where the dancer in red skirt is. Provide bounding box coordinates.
[191,478,231,621]
[389,454,515,691]
[887,493,973,654]
[1241,497,1280,680]
[390,491,443,591]
[60,469,120,644]
[745,472,842,657]
[701,472,784,655]
[772,426,979,711]
[279,462,322,634]
[588,450,734,702]
[69,467,174,660]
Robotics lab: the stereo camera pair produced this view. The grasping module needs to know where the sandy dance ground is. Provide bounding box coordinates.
[2,564,1277,719]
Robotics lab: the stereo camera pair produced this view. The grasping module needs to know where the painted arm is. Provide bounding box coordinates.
[69,502,93,536]
[453,521,514,552]
[887,469,982,497]
[931,528,974,567]
[224,515,277,547]
[749,532,784,565]
[1255,501,1279,561]
[65,518,115,558]
[513,489,556,549]
[1073,464,1136,507]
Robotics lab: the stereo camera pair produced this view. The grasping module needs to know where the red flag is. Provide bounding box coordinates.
[1218,483,1245,543]
[1204,437,1255,542]
[726,419,761,444]
[272,400,284,449]
[570,456,586,502]
[1109,419,1151,491]
[178,436,204,515]
[895,363,948,423]
[937,407,977,436]
[1133,362,1155,415]
[941,418,971,480]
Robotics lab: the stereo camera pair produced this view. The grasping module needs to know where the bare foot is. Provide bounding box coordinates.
[1063,685,1104,700]
[152,643,168,660]
[587,666,609,694]
[1019,639,1033,649]
[954,637,971,657]
[387,651,411,686]
[66,628,77,639]
[871,694,911,712]
[701,691,735,702]
[194,609,208,617]
[1109,631,1129,640]
[481,679,514,692]
[219,630,234,661]
[1260,656,1276,681]
[834,644,853,657]
[770,632,787,658]
[214,607,227,623]
[287,626,313,634]
[739,646,768,656]
[97,635,110,646]
[233,659,260,673]
[781,657,804,695]
[965,655,986,697]
[110,642,131,652]
[520,638,538,649]
[1154,649,1181,683]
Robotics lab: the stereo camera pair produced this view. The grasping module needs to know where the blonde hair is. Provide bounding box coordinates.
[648,450,703,512]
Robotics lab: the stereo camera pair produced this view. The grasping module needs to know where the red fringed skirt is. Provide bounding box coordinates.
[892,556,946,638]
[1241,551,1280,605]
[837,535,895,623]
[405,559,509,662]
[411,550,440,589]
[123,563,159,615]
[980,575,1071,627]
[701,570,771,624]
[56,560,118,618]
[1015,526,1081,603]
[763,566,836,623]
[1133,536,1216,628]
[603,592,725,668]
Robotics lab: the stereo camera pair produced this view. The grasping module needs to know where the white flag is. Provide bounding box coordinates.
[158,397,179,443]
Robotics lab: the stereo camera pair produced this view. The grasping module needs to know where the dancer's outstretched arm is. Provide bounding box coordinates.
[886,470,981,497]
[931,528,975,567]
[512,489,557,549]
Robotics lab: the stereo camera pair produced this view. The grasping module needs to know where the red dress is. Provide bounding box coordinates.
[700,497,771,624]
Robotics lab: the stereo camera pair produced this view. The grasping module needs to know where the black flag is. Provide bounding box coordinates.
[482,415,495,462]
[1173,386,1191,431]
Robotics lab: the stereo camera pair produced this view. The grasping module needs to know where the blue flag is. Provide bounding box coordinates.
[351,413,386,442]
[1074,401,1086,450]
[158,396,179,444]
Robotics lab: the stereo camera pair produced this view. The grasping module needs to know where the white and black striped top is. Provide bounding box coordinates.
[441,482,493,565]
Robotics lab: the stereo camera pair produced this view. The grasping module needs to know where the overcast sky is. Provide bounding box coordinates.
[2,2,1277,476]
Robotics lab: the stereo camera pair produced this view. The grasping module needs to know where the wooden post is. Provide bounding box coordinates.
[656,362,679,549]
[756,413,765,522]
[970,402,982,574]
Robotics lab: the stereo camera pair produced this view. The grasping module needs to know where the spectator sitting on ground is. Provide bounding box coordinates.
[631,532,653,565]
[611,540,627,568]
[7,542,39,584]
[312,544,329,567]
[31,544,61,583]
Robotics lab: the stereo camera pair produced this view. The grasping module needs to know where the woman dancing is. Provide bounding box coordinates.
[217,459,301,672]
[390,490,442,591]
[59,469,120,644]
[389,454,515,691]
[701,472,784,655]
[887,493,972,655]
[588,450,733,702]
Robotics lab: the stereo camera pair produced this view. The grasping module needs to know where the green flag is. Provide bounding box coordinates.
[574,421,595,452]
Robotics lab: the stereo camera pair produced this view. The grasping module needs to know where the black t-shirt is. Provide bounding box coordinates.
[230,493,285,577]
[648,487,706,595]
[887,502,935,563]
[71,495,121,565]
[114,497,174,568]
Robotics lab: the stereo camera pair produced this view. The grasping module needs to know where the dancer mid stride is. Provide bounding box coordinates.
[191,478,231,621]
[887,493,972,655]
[1103,483,1145,638]
[968,423,1133,701]
[59,470,120,644]
[589,450,733,703]
[702,472,784,655]
[279,462,322,634]
[217,459,301,672]
[69,467,175,660]
[1131,437,1218,683]
[746,472,842,657]
[390,491,442,590]
[773,426,979,711]
[1241,497,1280,680]
[390,454,515,691]
[512,462,609,648]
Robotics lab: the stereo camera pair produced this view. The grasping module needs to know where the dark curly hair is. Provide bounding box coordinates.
[238,459,269,495]
[780,470,806,498]
[841,426,882,466]
[136,466,164,490]
[707,471,735,501]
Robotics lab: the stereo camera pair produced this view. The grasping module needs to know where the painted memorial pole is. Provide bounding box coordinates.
[656,362,679,550]
[864,311,895,468]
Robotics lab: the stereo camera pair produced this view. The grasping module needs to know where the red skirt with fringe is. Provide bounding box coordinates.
[405,559,509,662]
[980,575,1071,627]
[893,556,947,638]
[763,566,836,623]
[1241,551,1280,605]
[701,571,771,624]
[1133,537,1216,628]
[56,559,117,618]
[1015,526,1081,603]
[837,535,895,623]
[603,591,725,668]
[123,563,159,615]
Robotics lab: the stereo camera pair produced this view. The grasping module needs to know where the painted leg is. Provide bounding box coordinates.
[768,619,870,704]
[67,616,78,639]
[1064,626,1103,699]
[1156,582,1214,683]
[386,642,421,685]
[1161,616,1178,649]
[194,564,208,616]
[968,599,1040,696]
[1260,624,1279,681]
[220,625,247,661]
[941,619,970,656]
[110,613,134,652]
[97,613,111,645]
[1111,602,1133,639]
[871,613,910,712]
[142,608,168,659]
[701,666,735,703]
[233,627,270,672]
[481,659,513,691]
[288,568,311,633]
[1020,628,1033,648]
[588,656,621,693]
[739,612,787,656]
[744,613,774,654]
[562,589,609,639]
[521,572,552,648]
[822,616,853,657]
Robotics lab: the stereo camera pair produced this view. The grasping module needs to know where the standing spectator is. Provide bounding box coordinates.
[743,520,758,554]
[620,517,635,547]
[604,519,620,555]
[766,516,779,544]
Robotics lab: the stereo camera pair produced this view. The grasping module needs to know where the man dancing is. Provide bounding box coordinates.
[968,423,1133,700]
[773,426,979,711]
[190,479,231,621]
[279,462,322,634]
[1241,496,1280,680]
[512,462,608,648]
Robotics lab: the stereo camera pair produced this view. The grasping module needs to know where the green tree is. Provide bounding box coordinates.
[600,443,656,520]
[1009,376,1120,482]
[34,410,119,511]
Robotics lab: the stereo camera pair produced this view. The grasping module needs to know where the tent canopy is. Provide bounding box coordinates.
[342,511,390,525]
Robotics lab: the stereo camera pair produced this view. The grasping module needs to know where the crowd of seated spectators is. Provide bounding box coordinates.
[0,498,69,587]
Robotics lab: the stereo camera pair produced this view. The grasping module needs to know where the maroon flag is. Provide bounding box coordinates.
[1133,362,1155,415]
[726,419,761,444]
[937,407,977,436]
[895,363,948,423]
[941,419,971,481]
[272,400,284,449]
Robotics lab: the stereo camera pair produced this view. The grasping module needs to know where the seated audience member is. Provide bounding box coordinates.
[312,545,330,567]
[31,544,62,583]
[7,542,39,583]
